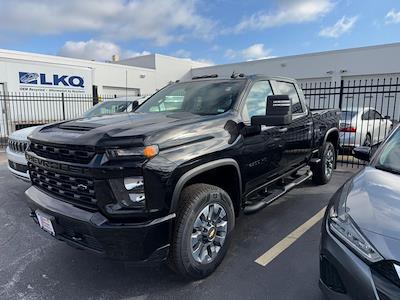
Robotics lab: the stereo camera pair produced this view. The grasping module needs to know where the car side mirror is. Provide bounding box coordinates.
[384,115,391,120]
[251,95,292,126]
[131,100,139,111]
[353,146,371,161]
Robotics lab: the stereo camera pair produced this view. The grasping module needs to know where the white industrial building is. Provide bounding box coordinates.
[1,42,400,138]
[0,49,208,97]
[1,42,400,97]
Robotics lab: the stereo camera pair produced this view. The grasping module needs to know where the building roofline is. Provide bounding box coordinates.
[0,48,155,72]
[194,42,400,70]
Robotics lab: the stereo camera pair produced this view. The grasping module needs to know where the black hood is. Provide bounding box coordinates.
[346,167,400,260]
[29,112,231,149]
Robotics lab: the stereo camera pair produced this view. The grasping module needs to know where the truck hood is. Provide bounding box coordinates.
[10,125,42,141]
[29,112,228,148]
[346,167,400,259]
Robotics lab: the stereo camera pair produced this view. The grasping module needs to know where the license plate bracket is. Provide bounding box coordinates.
[35,210,56,236]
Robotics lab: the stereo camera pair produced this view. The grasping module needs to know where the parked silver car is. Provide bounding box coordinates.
[339,107,392,149]
[6,96,146,181]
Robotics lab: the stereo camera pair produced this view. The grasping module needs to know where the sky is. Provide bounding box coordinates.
[0,0,400,65]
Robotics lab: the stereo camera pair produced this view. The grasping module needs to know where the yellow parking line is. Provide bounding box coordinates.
[255,206,327,267]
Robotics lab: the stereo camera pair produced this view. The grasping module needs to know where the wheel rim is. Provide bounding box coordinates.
[325,148,334,178]
[191,203,228,264]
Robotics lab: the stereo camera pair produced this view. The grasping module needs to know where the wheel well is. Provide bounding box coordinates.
[326,130,339,150]
[183,165,241,216]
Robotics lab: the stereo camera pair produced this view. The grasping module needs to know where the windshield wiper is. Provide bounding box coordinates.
[375,164,400,175]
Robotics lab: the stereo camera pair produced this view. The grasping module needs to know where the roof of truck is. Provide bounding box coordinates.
[186,74,298,84]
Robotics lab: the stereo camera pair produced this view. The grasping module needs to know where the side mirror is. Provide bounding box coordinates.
[353,146,371,161]
[384,115,391,120]
[251,95,292,126]
[131,100,139,111]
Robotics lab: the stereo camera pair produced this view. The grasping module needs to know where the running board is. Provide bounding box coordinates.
[243,170,313,215]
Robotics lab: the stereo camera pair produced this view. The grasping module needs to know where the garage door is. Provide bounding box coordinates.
[102,86,140,98]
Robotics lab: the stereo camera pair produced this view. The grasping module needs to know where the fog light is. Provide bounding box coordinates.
[124,177,144,191]
[122,177,145,207]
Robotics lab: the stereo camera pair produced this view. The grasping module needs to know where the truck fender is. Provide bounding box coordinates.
[170,158,242,213]
[323,127,339,149]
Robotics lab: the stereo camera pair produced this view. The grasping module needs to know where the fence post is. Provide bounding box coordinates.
[338,79,344,110]
[61,92,66,120]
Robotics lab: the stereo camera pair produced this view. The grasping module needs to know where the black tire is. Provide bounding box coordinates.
[311,142,335,185]
[168,183,235,279]
[363,134,372,147]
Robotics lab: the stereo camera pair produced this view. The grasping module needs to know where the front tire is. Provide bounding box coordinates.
[168,183,235,279]
[311,142,335,185]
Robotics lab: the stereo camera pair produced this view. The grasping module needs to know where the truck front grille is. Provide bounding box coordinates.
[8,139,29,153]
[30,142,95,164]
[29,163,97,211]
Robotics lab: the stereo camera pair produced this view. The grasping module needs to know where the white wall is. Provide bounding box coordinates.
[0,49,158,96]
[118,54,210,91]
[191,43,400,83]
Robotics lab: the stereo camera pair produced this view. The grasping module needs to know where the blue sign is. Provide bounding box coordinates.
[19,72,84,88]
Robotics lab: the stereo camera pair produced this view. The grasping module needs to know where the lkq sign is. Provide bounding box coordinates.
[19,72,84,88]
[18,71,85,93]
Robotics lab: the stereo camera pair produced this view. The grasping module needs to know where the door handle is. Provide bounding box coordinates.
[278,127,288,133]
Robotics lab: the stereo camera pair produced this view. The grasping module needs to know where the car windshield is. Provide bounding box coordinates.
[375,128,400,174]
[136,80,246,115]
[83,100,132,118]
[340,111,357,121]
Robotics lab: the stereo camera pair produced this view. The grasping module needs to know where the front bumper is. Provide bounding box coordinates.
[320,219,400,300]
[6,146,30,181]
[25,186,175,261]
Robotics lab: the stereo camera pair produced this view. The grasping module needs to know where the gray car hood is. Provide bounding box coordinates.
[346,167,400,259]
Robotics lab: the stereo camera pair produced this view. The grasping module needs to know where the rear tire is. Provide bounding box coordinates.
[168,184,235,279]
[311,142,335,185]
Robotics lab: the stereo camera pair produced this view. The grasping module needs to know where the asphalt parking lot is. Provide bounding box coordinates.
[0,155,357,300]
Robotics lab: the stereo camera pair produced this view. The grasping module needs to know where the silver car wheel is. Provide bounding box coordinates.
[191,203,228,264]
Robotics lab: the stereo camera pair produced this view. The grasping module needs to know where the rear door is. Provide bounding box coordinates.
[271,80,313,168]
[240,80,286,193]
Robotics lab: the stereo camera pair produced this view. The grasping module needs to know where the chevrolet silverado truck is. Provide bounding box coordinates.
[24,75,339,279]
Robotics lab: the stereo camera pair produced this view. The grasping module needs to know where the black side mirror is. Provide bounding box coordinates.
[353,146,371,161]
[384,115,391,120]
[251,95,292,126]
[131,100,139,111]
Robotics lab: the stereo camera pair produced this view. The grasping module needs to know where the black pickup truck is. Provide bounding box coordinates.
[24,75,339,279]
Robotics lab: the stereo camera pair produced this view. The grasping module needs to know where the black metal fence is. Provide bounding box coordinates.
[0,92,116,147]
[2,79,400,167]
[301,78,400,167]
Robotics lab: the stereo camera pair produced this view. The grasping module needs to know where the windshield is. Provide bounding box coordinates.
[375,128,400,174]
[340,111,357,121]
[83,100,132,118]
[136,80,246,115]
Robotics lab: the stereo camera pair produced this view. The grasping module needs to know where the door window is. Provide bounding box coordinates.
[362,110,374,120]
[273,81,303,114]
[242,81,273,122]
[372,110,383,119]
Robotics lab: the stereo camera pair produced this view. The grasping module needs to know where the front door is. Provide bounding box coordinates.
[271,80,313,169]
[240,81,286,194]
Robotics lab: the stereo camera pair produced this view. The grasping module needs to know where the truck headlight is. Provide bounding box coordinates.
[106,145,159,159]
[328,181,383,263]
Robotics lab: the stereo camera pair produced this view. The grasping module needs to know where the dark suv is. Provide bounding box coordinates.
[25,75,339,279]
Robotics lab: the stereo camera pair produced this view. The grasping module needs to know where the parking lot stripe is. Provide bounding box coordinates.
[255,206,327,267]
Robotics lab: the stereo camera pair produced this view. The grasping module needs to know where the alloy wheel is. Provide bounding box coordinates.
[191,203,228,264]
